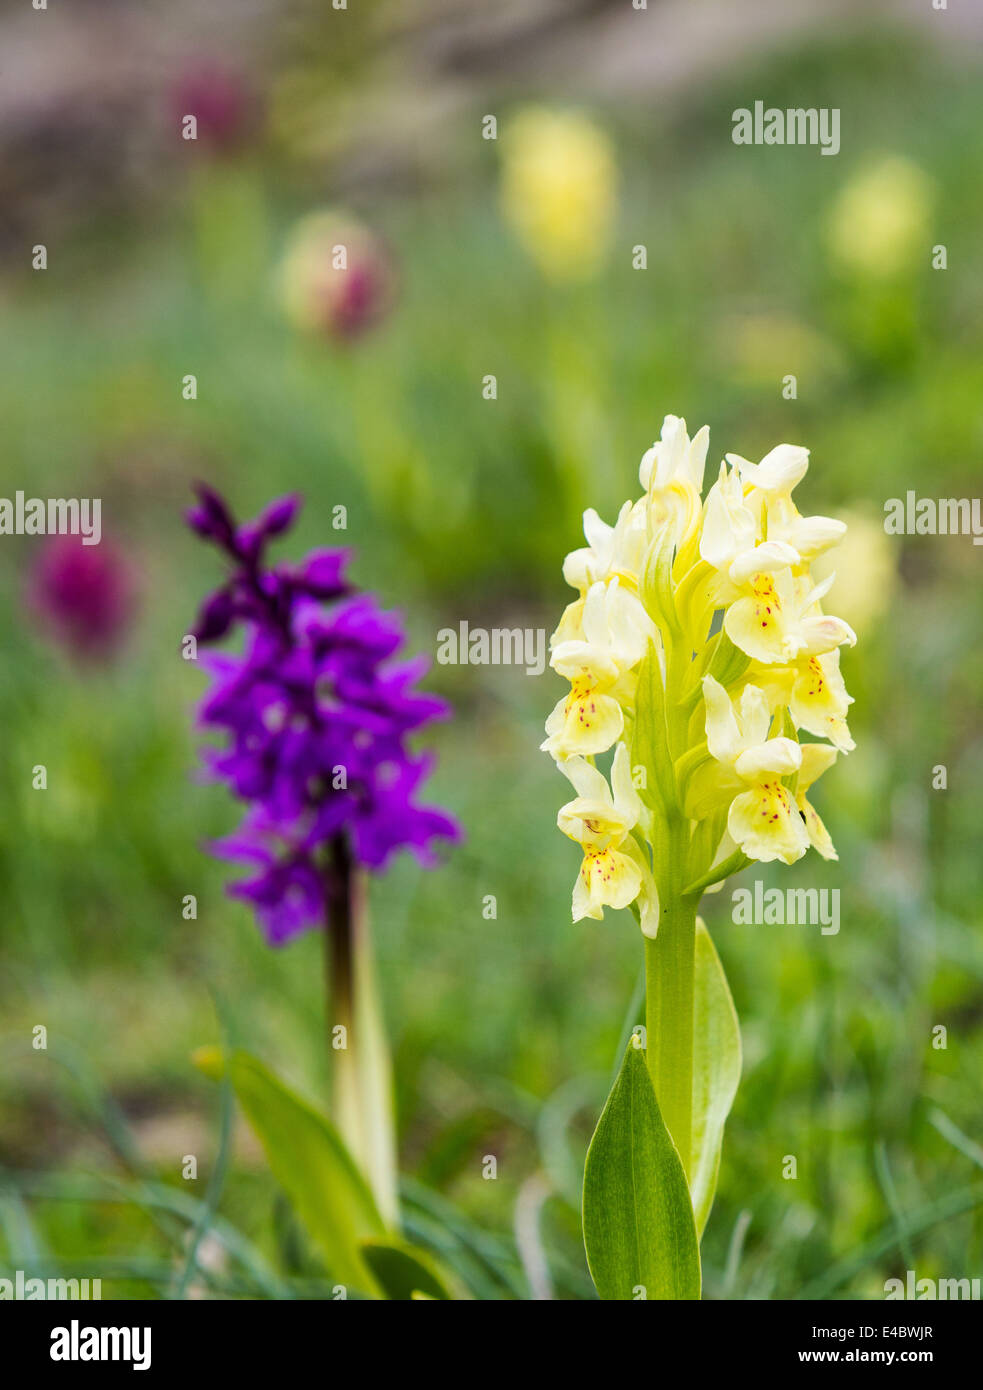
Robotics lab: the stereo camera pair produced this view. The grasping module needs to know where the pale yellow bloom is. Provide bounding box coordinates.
[562,500,647,593]
[826,156,934,279]
[724,567,856,668]
[747,650,855,753]
[542,580,653,759]
[640,415,710,549]
[545,412,856,924]
[500,107,616,282]
[557,745,643,920]
[728,447,847,563]
[701,675,808,865]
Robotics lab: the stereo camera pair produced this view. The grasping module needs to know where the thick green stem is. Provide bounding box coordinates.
[644,832,697,1180]
[325,838,399,1229]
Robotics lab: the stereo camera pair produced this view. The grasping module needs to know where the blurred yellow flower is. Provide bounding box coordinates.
[826,156,934,279]
[500,107,616,282]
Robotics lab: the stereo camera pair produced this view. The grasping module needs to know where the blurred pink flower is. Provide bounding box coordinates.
[27,535,137,661]
[277,212,397,342]
[170,62,260,153]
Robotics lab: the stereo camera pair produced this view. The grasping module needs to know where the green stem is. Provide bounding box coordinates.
[644,825,697,1179]
[682,849,750,898]
[325,838,399,1229]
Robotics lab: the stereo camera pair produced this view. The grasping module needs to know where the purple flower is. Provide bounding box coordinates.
[187,485,460,944]
[170,62,260,153]
[27,534,136,661]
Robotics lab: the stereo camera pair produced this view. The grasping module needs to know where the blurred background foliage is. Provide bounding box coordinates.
[0,0,981,1298]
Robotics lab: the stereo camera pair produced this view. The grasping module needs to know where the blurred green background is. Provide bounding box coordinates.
[1,0,981,1298]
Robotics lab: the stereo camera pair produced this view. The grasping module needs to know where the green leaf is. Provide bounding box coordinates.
[360,1239,454,1300]
[583,1041,701,1300]
[194,1047,386,1296]
[690,921,742,1237]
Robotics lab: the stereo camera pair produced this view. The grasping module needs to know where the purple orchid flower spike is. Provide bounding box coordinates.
[187,484,461,945]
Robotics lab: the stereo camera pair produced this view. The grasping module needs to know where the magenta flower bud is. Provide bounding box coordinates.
[235,493,302,560]
[187,483,237,548]
[170,62,259,153]
[27,534,136,662]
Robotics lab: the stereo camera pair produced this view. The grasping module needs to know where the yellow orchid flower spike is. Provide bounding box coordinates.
[543,413,858,1300]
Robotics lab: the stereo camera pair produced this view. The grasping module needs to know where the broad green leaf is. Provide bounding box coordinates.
[194,1047,386,1296]
[583,1041,701,1300]
[690,920,742,1237]
[360,1239,453,1300]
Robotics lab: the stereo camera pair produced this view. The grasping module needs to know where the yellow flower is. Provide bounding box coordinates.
[700,461,800,591]
[549,415,857,1272]
[542,579,653,759]
[562,500,647,594]
[544,411,857,927]
[701,675,809,865]
[728,446,847,562]
[724,568,856,668]
[747,650,855,753]
[826,156,934,280]
[557,744,643,921]
[640,415,710,550]
[500,107,616,283]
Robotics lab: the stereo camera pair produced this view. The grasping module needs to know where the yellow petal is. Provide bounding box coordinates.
[798,794,838,860]
[542,680,624,758]
[727,780,809,864]
[790,655,855,751]
[724,574,797,664]
[573,847,642,920]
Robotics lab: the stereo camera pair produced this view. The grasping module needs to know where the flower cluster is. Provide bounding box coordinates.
[542,415,857,932]
[187,486,460,944]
